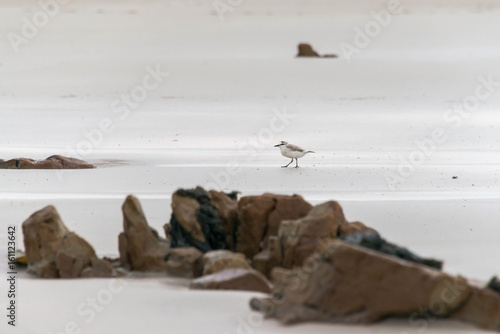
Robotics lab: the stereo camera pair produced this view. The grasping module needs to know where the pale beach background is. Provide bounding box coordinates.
[0,0,499,333]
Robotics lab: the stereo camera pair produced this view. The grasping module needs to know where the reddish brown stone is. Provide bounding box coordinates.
[297,43,320,57]
[165,247,203,278]
[22,205,113,278]
[236,193,312,259]
[279,201,346,268]
[118,195,170,271]
[0,155,94,169]
[251,240,471,325]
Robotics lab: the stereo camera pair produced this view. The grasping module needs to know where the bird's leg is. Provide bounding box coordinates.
[282,159,293,168]
[295,158,299,168]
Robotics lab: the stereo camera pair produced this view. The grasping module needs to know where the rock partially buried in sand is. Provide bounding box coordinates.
[251,240,471,325]
[0,155,95,169]
[190,268,273,293]
[236,193,312,259]
[201,250,252,276]
[296,43,338,58]
[22,205,115,278]
[165,187,232,253]
[118,195,170,271]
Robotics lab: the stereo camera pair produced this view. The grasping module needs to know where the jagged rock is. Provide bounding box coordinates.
[0,155,95,169]
[297,43,320,57]
[202,250,251,276]
[338,221,376,237]
[208,190,239,250]
[237,193,312,259]
[118,195,170,271]
[165,247,203,278]
[487,276,500,294]
[250,240,471,325]
[190,268,272,293]
[165,187,228,253]
[340,231,443,270]
[279,201,345,268]
[22,205,113,278]
[451,285,500,331]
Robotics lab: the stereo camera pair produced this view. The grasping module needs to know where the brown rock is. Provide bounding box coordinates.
[279,201,346,268]
[22,205,112,278]
[451,285,500,331]
[236,193,312,259]
[264,194,313,247]
[165,247,203,278]
[190,268,272,293]
[252,236,282,278]
[202,250,251,276]
[171,193,205,243]
[338,221,376,237]
[208,190,239,250]
[56,233,97,278]
[297,43,320,57]
[118,195,170,271]
[23,206,69,276]
[236,195,275,258]
[166,187,228,252]
[80,258,117,278]
[251,240,471,324]
[0,155,95,169]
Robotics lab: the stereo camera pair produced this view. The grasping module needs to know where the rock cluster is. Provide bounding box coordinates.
[22,206,115,278]
[19,187,500,332]
[0,155,95,169]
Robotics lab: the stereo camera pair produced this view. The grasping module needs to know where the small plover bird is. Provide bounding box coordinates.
[274,141,314,168]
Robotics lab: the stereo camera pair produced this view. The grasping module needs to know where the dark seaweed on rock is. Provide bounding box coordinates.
[223,191,240,201]
[168,187,227,252]
[487,276,500,294]
[340,231,443,270]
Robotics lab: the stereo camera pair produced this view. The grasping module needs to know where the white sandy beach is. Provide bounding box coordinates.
[0,0,499,333]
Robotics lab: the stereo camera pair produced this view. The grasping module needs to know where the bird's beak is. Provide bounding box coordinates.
[274,144,280,147]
